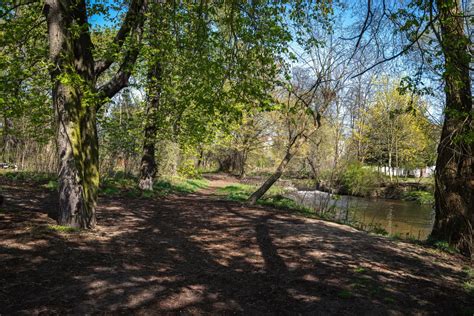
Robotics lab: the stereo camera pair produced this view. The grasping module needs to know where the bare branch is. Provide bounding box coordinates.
[352,13,438,78]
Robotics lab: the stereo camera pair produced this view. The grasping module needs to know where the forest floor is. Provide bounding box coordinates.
[0,174,473,315]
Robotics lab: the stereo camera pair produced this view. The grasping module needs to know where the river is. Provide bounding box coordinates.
[287,190,435,240]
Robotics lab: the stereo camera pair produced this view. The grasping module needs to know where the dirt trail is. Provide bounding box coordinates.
[0,176,472,315]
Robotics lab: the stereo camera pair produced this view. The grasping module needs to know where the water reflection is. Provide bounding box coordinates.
[288,190,435,240]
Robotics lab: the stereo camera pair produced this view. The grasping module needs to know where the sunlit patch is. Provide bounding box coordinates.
[287,288,321,302]
[159,285,207,310]
[302,274,319,282]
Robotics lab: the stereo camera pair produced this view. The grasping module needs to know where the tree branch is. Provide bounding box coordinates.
[352,13,438,78]
[94,0,146,78]
[96,0,147,105]
[1,0,39,19]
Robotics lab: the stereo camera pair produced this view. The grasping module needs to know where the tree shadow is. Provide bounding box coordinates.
[0,185,472,314]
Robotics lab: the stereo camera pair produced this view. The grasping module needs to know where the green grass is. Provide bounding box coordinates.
[43,180,58,191]
[47,224,80,233]
[172,178,209,193]
[217,183,255,201]
[217,183,313,215]
[17,171,210,198]
[431,240,459,254]
[462,267,474,296]
[99,176,209,198]
[0,170,56,182]
[354,267,366,273]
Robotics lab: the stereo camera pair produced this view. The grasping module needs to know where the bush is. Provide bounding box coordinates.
[340,163,380,196]
[402,190,434,205]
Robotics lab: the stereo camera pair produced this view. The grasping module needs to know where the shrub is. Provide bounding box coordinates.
[402,190,434,205]
[340,163,380,196]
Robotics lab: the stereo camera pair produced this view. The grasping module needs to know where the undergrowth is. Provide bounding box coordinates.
[402,190,434,205]
[0,170,56,183]
[2,170,209,199]
[462,267,474,296]
[99,175,209,198]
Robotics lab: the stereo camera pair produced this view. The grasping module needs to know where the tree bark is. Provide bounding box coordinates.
[44,0,146,227]
[430,0,473,258]
[248,150,294,205]
[139,61,162,190]
[45,0,99,228]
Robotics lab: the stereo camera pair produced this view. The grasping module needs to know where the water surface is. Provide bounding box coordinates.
[288,190,434,240]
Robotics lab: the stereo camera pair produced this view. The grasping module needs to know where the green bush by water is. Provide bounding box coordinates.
[341,163,380,196]
[402,190,434,205]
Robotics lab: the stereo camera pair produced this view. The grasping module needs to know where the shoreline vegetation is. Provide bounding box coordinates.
[0,169,435,247]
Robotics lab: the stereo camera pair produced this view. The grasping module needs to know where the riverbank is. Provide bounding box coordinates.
[216,178,434,241]
[0,174,472,314]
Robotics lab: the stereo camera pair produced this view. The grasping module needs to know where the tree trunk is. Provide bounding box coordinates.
[430,0,473,258]
[248,149,294,205]
[239,150,248,178]
[139,61,162,190]
[388,150,393,181]
[45,0,99,228]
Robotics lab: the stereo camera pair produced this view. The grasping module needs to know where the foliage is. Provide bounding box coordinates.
[402,190,434,205]
[355,80,439,172]
[340,162,380,196]
[430,240,459,254]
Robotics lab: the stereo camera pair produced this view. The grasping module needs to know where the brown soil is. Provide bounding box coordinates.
[0,174,472,315]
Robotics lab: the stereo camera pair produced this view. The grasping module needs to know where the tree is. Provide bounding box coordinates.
[42,0,147,228]
[248,65,338,204]
[214,111,271,177]
[0,1,54,171]
[430,0,473,258]
[247,28,347,204]
[137,1,306,189]
[358,80,437,179]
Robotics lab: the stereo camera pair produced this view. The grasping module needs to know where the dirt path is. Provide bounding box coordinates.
[0,176,472,315]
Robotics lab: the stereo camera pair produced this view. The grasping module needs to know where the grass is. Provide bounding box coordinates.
[1,170,208,199]
[217,183,313,215]
[43,180,58,191]
[462,267,474,296]
[0,170,56,183]
[354,267,366,273]
[47,225,80,233]
[99,176,209,198]
[431,240,459,254]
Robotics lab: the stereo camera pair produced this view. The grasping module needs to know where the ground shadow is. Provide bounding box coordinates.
[0,181,472,314]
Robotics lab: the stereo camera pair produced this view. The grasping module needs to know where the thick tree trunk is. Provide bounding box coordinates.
[139,61,162,190]
[430,0,473,258]
[45,0,99,228]
[55,94,99,228]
